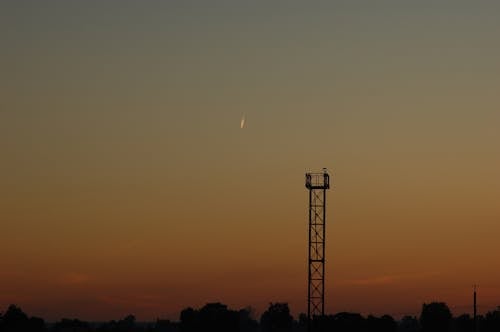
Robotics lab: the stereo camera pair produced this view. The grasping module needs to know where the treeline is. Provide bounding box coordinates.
[1,301,500,332]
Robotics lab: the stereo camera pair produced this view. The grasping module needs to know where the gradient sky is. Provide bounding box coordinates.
[2,0,500,322]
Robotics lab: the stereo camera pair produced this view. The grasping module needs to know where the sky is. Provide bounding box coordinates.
[1,0,500,322]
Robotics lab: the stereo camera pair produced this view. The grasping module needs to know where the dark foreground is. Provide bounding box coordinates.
[1,301,499,332]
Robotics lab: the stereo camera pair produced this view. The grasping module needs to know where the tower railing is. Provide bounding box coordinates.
[305,172,330,189]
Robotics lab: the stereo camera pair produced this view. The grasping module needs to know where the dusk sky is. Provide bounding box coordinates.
[2,0,500,322]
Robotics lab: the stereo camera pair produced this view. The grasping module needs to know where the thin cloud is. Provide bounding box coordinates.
[61,272,92,285]
[344,275,401,286]
[341,272,442,286]
[97,294,163,309]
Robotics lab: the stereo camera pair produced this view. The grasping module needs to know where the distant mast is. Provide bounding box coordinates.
[473,285,477,332]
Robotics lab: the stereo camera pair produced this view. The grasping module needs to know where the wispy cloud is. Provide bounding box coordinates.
[344,275,401,286]
[341,272,442,286]
[97,294,163,309]
[61,272,92,285]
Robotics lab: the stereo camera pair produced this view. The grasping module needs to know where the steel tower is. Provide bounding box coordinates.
[305,169,330,327]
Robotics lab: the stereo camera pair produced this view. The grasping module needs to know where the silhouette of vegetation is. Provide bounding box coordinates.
[152,319,177,332]
[2,301,500,332]
[420,302,452,332]
[482,307,500,332]
[260,303,292,332]
[399,315,420,332]
[96,314,138,332]
[180,302,255,332]
[52,318,90,332]
[454,314,473,332]
[308,312,397,332]
[367,314,398,332]
[0,304,46,332]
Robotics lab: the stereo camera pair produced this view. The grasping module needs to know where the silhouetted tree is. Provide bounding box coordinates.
[29,316,47,332]
[297,313,308,332]
[420,302,452,332]
[179,307,197,332]
[198,303,239,332]
[238,308,258,332]
[332,312,364,332]
[96,315,138,332]
[310,314,335,332]
[52,318,91,332]
[153,319,177,332]
[2,304,30,332]
[117,315,136,332]
[366,314,397,332]
[179,303,239,332]
[453,314,473,332]
[0,304,46,332]
[483,308,500,332]
[260,303,293,332]
[398,315,419,332]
